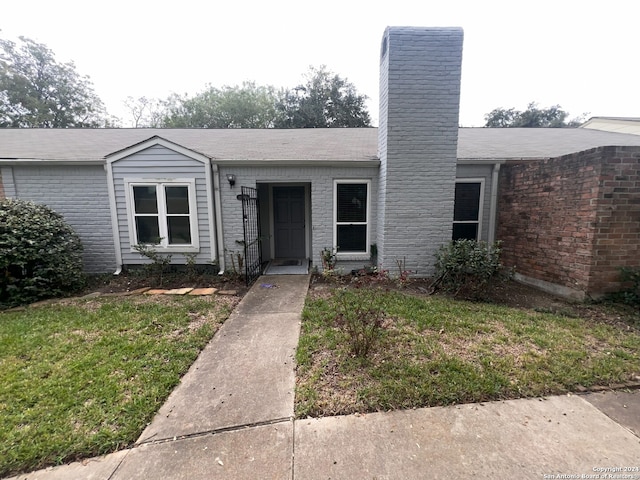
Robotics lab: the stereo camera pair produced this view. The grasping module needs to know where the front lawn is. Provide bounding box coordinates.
[0,295,237,478]
[295,286,640,418]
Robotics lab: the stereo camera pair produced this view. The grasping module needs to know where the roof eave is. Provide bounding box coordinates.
[0,158,105,165]
[212,158,381,167]
[456,158,510,165]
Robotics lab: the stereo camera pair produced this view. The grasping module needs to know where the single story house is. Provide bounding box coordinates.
[1,27,639,299]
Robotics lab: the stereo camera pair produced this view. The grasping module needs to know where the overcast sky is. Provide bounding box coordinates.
[2,0,638,127]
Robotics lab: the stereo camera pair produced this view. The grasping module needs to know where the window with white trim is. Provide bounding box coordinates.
[127,180,199,250]
[453,180,484,241]
[334,180,369,254]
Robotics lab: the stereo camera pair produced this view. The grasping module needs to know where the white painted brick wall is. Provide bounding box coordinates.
[378,27,464,276]
[10,165,117,273]
[218,165,378,272]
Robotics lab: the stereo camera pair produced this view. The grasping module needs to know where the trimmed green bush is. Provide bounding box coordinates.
[0,199,84,308]
[432,239,504,299]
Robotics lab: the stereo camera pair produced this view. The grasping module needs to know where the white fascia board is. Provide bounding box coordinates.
[211,159,380,167]
[456,158,508,165]
[0,158,105,165]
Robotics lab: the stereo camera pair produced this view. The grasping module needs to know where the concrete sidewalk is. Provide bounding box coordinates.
[136,274,307,442]
[6,275,640,479]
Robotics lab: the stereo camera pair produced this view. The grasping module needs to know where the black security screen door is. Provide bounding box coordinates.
[241,186,262,286]
[273,186,306,258]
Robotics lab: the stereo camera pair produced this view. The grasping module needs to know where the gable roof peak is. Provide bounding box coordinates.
[106,135,211,164]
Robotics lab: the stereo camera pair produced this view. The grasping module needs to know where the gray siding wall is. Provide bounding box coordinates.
[456,164,495,242]
[7,164,116,273]
[218,165,378,273]
[377,27,464,276]
[111,145,213,266]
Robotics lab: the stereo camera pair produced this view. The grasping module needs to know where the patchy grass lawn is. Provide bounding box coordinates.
[295,286,640,418]
[0,294,238,478]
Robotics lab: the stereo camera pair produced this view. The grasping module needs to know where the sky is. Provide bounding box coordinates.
[2,0,639,127]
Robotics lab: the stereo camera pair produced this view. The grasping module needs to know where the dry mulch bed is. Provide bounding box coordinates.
[83,271,249,297]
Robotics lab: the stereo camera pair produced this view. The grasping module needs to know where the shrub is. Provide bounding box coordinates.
[333,286,386,357]
[133,242,172,286]
[432,239,504,299]
[321,247,337,272]
[608,267,640,306]
[0,199,84,308]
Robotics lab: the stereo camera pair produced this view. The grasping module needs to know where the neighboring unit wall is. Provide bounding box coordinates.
[377,27,464,276]
[581,118,640,136]
[110,144,214,266]
[497,146,640,299]
[218,165,379,273]
[589,146,640,293]
[7,165,116,273]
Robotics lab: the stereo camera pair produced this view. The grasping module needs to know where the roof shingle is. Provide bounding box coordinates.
[1,127,640,163]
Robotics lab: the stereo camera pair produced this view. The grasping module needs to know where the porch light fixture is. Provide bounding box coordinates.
[226,174,236,188]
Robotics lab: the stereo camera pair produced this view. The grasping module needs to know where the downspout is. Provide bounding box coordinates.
[205,159,218,272]
[105,161,123,275]
[212,164,226,274]
[487,163,501,245]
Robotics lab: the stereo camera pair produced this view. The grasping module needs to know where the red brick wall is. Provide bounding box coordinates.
[497,146,640,298]
[590,146,640,293]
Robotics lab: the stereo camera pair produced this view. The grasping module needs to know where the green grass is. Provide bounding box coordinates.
[295,288,640,418]
[0,296,234,478]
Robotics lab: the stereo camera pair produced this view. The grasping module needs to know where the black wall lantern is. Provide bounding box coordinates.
[226,174,236,188]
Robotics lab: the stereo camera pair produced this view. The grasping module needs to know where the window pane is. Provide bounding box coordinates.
[454,183,481,221]
[337,225,366,252]
[453,223,478,241]
[337,184,367,222]
[135,217,160,244]
[133,186,158,214]
[165,186,190,214]
[167,216,192,244]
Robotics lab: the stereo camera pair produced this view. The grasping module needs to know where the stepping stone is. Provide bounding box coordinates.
[145,289,168,295]
[164,288,194,295]
[122,287,152,296]
[30,299,57,307]
[188,288,218,296]
[4,306,26,313]
[81,292,102,299]
[217,290,237,296]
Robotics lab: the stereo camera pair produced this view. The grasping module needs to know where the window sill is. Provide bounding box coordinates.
[336,253,370,262]
[130,246,200,254]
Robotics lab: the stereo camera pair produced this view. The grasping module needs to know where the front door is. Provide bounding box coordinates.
[273,186,306,258]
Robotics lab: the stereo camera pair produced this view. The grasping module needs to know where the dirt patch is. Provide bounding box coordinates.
[406,277,572,311]
[83,271,248,297]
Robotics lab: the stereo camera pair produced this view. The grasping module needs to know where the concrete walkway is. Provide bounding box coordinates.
[6,275,640,479]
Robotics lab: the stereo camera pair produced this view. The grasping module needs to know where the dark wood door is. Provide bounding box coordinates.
[273,186,306,258]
